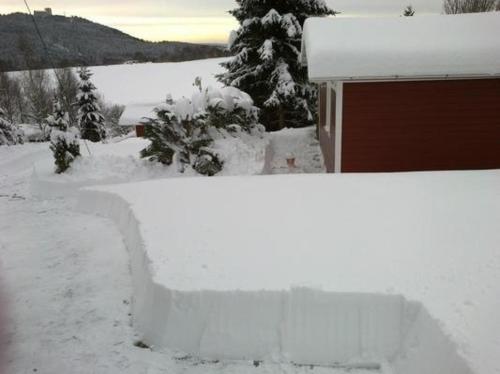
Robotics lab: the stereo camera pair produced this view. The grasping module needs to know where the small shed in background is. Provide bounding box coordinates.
[301,13,500,173]
[119,104,150,137]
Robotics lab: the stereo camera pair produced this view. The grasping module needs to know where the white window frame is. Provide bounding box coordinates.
[325,82,333,133]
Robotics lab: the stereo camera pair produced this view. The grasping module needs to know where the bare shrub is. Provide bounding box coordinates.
[443,0,497,13]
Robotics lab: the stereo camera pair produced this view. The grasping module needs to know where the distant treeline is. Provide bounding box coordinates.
[0,13,228,72]
[0,68,127,141]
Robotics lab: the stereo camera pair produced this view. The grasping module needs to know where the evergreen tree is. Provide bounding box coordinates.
[77,67,106,142]
[141,95,224,176]
[218,0,336,131]
[141,83,262,176]
[0,107,24,146]
[141,95,189,168]
[47,99,80,173]
[403,5,416,16]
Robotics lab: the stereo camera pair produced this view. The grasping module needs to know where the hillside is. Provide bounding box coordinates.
[0,12,227,72]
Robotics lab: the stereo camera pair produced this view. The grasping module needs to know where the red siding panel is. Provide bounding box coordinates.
[341,79,500,173]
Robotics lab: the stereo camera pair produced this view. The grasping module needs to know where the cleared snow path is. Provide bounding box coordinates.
[266,127,324,174]
[0,165,151,373]
[0,147,375,374]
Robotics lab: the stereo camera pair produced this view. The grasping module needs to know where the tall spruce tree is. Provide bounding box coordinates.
[0,107,23,146]
[47,99,81,173]
[77,67,106,142]
[218,0,336,131]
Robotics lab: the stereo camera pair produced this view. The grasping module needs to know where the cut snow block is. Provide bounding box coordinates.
[76,171,500,373]
[282,290,407,365]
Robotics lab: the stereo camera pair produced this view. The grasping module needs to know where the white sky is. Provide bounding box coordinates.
[0,0,445,43]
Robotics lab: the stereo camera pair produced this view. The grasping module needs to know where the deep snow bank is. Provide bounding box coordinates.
[31,135,269,198]
[77,170,500,373]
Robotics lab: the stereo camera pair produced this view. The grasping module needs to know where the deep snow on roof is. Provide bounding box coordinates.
[301,13,500,81]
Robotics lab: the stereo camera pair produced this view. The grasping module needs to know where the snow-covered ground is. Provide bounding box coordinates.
[78,170,500,374]
[4,121,498,374]
[268,127,324,174]
[1,169,369,374]
[28,125,323,197]
[1,128,353,374]
[28,133,269,199]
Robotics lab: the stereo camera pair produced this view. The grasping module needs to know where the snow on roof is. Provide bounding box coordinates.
[301,13,500,81]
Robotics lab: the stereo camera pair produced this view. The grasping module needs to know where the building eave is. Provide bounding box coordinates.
[308,73,500,84]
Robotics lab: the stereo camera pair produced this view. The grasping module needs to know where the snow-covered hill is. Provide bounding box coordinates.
[79,58,230,126]
[0,13,225,72]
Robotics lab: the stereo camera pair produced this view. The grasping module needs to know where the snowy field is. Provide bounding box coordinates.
[11,58,230,126]
[56,58,229,125]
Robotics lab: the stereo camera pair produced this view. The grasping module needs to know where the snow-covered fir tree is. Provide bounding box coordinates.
[141,83,262,176]
[403,5,416,16]
[141,94,189,168]
[47,99,81,173]
[218,0,336,131]
[0,107,23,146]
[77,67,106,142]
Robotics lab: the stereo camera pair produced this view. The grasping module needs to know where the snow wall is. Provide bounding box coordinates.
[76,188,473,373]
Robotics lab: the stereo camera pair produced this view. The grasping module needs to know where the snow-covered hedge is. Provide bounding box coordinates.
[141,83,264,176]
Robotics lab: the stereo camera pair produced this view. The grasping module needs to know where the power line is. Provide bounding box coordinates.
[22,0,62,88]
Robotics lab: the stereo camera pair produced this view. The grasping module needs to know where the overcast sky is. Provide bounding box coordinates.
[1,0,445,43]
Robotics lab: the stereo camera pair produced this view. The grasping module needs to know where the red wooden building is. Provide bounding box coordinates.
[301,13,500,173]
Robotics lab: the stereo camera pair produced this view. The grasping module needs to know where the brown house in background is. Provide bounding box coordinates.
[301,13,500,173]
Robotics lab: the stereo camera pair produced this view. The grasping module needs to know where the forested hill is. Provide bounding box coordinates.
[0,12,227,72]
